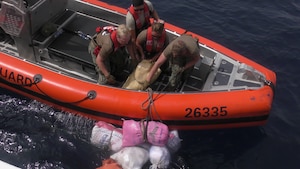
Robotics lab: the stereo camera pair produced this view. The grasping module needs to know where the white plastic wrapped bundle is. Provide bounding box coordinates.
[166,130,182,153]
[149,145,171,169]
[110,146,149,169]
[110,128,123,152]
[90,123,113,148]
[90,121,123,152]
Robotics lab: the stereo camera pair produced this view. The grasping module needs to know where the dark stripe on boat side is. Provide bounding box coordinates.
[0,79,268,126]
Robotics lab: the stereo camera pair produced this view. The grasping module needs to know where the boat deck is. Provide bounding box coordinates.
[30,8,214,92]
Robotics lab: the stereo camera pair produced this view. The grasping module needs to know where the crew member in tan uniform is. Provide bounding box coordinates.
[136,20,169,62]
[146,34,201,90]
[126,0,159,64]
[88,24,133,85]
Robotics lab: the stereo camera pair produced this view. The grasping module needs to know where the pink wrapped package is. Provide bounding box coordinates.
[95,121,115,130]
[122,119,169,147]
[122,120,145,147]
[146,121,169,146]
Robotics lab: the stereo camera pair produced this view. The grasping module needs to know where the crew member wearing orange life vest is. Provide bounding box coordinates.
[126,0,160,62]
[136,20,169,62]
[88,24,133,85]
[146,34,201,91]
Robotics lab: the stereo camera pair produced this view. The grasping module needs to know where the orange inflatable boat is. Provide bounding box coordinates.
[0,0,276,130]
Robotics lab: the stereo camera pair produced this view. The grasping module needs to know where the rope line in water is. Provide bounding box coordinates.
[14,74,97,104]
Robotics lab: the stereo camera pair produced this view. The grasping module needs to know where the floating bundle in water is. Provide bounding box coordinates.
[91,120,182,169]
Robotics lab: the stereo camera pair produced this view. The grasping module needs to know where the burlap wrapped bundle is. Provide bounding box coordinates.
[122,60,161,90]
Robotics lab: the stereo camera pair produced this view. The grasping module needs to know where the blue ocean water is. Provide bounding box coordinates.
[1,0,300,168]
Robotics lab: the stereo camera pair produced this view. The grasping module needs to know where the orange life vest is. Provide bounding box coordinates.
[96,158,122,169]
[93,26,120,56]
[128,3,151,34]
[145,27,166,53]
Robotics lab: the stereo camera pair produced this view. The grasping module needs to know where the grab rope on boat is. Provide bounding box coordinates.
[141,88,157,120]
[21,74,97,104]
[140,88,159,142]
[140,88,164,141]
[140,72,181,120]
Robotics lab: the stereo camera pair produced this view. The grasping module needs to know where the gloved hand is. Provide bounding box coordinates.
[106,74,116,84]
